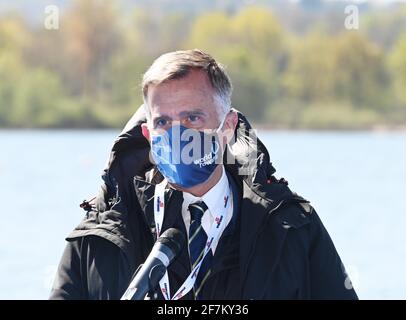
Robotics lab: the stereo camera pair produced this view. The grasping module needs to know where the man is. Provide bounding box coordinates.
[50,49,358,300]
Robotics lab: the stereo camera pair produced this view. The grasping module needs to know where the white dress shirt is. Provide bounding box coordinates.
[181,166,233,253]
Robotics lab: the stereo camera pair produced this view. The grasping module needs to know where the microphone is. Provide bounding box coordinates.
[121,228,185,300]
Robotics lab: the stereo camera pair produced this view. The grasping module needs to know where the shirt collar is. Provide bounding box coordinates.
[182,165,229,218]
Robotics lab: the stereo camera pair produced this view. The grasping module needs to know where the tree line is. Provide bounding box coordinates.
[0,0,405,129]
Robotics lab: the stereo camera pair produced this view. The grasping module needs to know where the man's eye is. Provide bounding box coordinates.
[188,115,200,122]
[155,119,168,127]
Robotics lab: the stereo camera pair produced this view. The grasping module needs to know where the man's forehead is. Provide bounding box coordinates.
[150,106,208,118]
[148,69,214,100]
[149,83,212,103]
[146,70,219,119]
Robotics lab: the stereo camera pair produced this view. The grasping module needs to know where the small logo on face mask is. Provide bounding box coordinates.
[193,141,220,168]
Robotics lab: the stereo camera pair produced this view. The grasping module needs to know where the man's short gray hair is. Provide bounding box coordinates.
[142,49,232,120]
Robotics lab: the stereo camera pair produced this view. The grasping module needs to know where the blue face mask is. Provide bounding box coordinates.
[150,118,226,188]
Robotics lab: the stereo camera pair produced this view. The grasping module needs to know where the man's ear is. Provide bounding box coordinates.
[141,123,150,141]
[227,110,238,131]
[222,110,238,144]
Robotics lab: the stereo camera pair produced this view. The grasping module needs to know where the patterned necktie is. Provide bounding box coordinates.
[188,201,213,299]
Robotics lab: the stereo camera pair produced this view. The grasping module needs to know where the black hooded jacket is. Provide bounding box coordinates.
[49,107,358,300]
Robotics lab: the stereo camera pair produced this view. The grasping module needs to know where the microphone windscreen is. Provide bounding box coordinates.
[157,228,185,256]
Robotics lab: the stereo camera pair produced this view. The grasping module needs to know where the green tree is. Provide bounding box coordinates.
[0,51,24,126]
[333,32,390,111]
[8,68,75,127]
[61,0,122,97]
[0,16,29,126]
[282,32,336,102]
[389,35,406,106]
[186,7,286,120]
[364,4,406,51]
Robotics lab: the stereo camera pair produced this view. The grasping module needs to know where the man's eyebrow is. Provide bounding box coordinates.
[153,114,171,120]
[151,108,207,121]
[178,109,206,117]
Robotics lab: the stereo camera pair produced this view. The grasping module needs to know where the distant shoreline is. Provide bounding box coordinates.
[253,124,406,132]
[1,124,406,132]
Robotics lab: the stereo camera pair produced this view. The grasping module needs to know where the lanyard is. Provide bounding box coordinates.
[153,179,231,300]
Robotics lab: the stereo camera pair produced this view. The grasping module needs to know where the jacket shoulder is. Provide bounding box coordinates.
[272,193,315,230]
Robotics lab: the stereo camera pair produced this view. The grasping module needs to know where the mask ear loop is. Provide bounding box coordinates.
[214,112,229,165]
[216,112,228,133]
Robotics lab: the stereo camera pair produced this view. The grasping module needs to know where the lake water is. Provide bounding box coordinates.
[0,129,405,299]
